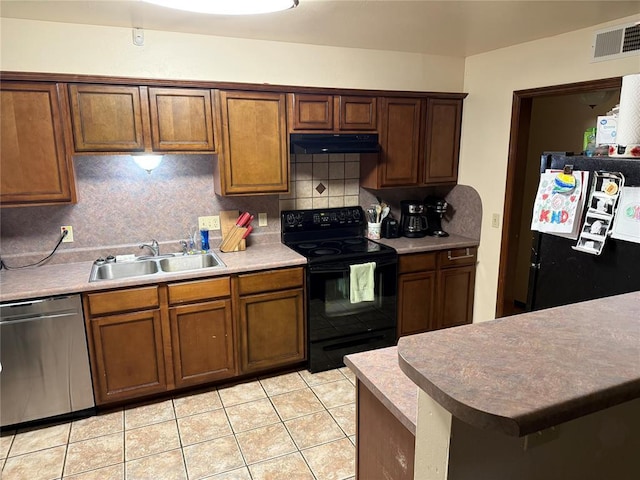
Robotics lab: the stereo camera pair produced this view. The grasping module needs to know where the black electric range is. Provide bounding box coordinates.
[281,207,398,372]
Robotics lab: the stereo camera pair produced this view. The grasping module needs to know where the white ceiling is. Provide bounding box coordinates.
[1,0,639,57]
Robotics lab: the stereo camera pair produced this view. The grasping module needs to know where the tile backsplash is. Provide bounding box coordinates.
[279,153,361,211]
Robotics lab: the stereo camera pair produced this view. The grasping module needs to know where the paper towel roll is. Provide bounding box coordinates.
[616,73,640,146]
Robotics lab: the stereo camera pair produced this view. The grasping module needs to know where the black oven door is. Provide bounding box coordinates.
[306,254,397,372]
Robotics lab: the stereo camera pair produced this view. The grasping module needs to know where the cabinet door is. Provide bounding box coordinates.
[397,271,436,337]
[68,84,146,152]
[0,82,76,206]
[423,98,462,184]
[338,96,377,131]
[169,300,235,388]
[377,97,422,187]
[238,288,305,373]
[148,87,216,152]
[90,310,167,405]
[288,93,333,130]
[436,265,476,329]
[216,90,289,195]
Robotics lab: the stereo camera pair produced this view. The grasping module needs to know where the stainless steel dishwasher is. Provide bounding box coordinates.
[0,294,95,427]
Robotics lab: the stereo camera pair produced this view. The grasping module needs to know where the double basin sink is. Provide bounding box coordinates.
[89,252,226,282]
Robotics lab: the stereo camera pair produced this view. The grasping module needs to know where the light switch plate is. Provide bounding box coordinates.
[199,216,220,230]
[258,212,268,227]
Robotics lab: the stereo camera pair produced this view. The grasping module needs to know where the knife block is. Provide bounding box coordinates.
[220,210,246,251]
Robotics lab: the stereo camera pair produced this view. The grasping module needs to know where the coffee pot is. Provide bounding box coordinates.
[400,200,428,238]
[424,196,449,237]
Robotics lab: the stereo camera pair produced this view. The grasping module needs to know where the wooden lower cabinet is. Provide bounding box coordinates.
[356,380,415,480]
[84,268,305,405]
[237,267,306,374]
[169,299,235,388]
[397,248,476,337]
[90,309,167,405]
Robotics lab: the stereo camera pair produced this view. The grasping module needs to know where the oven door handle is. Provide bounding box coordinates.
[309,257,397,274]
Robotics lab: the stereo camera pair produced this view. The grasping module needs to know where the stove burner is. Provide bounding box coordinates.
[297,243,318,249]
[312,248,341,256]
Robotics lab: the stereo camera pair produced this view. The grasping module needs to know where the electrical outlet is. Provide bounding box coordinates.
[491,213,500,228]
[61,226,74,242]
[258,212,268,227]
[198,216,219,230]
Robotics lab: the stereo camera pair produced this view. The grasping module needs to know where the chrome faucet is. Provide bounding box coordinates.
[139,239,160,257]
[179,240,189,255]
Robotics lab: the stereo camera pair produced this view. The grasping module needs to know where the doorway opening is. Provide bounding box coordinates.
[496,77,622,318]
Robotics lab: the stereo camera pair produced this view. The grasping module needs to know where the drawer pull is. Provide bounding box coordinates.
[447,248,474,261]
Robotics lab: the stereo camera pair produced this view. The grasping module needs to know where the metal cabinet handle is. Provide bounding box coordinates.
[447,248,475,260]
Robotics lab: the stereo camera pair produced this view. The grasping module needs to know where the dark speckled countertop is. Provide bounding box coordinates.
[398,291,640,437]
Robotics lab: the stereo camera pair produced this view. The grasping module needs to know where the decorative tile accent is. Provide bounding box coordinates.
[9,423,70,457]
[177,409,232,446]
[311,380,356,409]
[281,153,360,213]
[63,432,124,476]
[124,420,180,461]
[225,398,280,434]
[125,448,186,480]
[248,452,314,480]
[235,423,297,465]
[269,388,325,421]
[218,379,266,407]
[69,410,123,443]
[124,400,175,430]
[183,435,244,479]
[301,437,355,480]
[2,445,65,480]
[285,411,346,450]
[172,388,222,418]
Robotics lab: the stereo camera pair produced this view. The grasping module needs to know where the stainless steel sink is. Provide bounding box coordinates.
[159,253,222,272]
[89,252,226,282]
[90,260,159,281]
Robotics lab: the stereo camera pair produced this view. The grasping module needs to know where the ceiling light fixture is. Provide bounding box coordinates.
[133,155,163,174]
[143,0,299,15]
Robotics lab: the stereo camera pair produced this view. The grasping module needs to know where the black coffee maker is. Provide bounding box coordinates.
[400,200,428,238]
[424,197,449,237]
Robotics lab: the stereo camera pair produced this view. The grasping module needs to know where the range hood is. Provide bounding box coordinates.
[290,133,380,154]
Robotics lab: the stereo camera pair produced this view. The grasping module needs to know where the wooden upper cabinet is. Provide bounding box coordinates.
[148,87,216,152]
[423,98,463,185]
[288,93,376,132]
[0,82,77,206]
[288,93,333,130]
[215,90,288,195]
[69,84,146,152]
[339,96,377,130]
[362,97,422,188]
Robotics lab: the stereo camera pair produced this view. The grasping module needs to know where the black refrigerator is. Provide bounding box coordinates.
[527,153,640,311]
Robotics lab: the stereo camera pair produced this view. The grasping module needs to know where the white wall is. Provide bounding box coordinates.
[460,14,640,322]
[0,18,464,92]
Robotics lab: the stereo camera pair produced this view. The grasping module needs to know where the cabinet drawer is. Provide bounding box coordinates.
[86,286,159,316]
[437,247,477,268]
[398,252,437,274]
[237,267,304,296]
[168,277,231,305]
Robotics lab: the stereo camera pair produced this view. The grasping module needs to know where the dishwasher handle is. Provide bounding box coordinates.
[0,311,80,325]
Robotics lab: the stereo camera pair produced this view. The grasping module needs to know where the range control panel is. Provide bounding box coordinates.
[281,207,364,232]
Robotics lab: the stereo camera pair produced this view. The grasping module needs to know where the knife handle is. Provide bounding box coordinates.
[236,212,251,227]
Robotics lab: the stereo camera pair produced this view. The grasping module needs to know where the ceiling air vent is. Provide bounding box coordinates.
[592,22,640,62]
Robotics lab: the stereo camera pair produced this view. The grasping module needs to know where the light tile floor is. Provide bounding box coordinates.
[0,367,358,480]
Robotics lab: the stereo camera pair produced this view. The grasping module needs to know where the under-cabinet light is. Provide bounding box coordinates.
[143,0,298,15]
[133,155,163,174]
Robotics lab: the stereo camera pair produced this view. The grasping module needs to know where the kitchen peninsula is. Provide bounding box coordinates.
[346,291,640,479]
